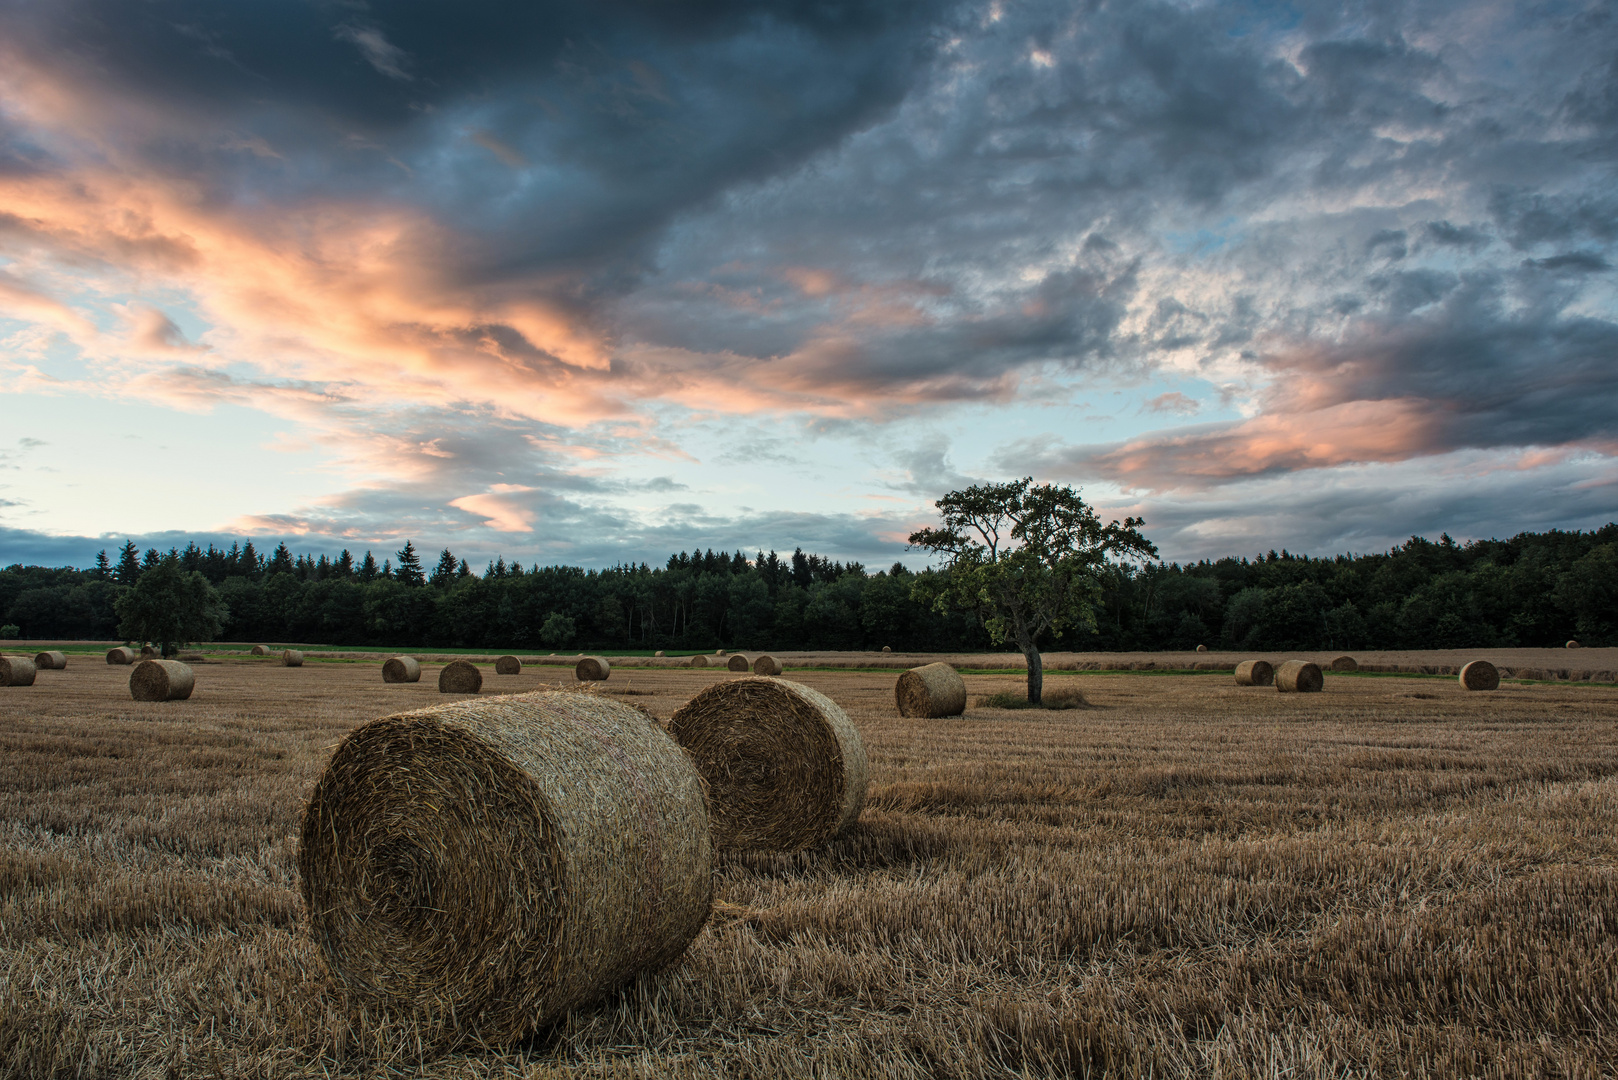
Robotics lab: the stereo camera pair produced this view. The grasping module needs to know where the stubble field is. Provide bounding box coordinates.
[2,656,1616,1078]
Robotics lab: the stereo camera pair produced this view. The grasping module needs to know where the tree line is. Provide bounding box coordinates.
[2,525,1614,652]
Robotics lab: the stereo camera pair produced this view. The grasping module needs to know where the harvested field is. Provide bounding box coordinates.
[1,656,1617,1076]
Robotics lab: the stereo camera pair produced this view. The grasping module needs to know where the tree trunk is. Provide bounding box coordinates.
[1024,647,1043,704]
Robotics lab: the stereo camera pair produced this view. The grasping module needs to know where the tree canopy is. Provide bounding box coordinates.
[112,554,227,657]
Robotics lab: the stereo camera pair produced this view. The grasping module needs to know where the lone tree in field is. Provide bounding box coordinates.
[908,478,1155,704]
[113,554,227,658]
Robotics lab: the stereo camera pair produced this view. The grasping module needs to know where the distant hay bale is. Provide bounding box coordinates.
[689,654,709,668]
[298,691,712,1043]
[282,650,304,667]
[1459,660,1500,691]
[654,650,666,657]
[140,646,158,659]
[495,655,522,675]
[575,656,611,682]
[668,677,867,852]
[251,645,272,656]
[33,650,66,670]
[714,650,725,657]
[106,646,136,665]
[440,659,483,694]
[895,662,967,718]
[1196,644,1208,653]
[726,654,751,672]
[1567,640,1581,649]
[130,658,194,701]
[383,656,421,683]
[752,654,782,676]
[1234,660,1274,687]
[1329,655,1358,672]
[1275,660,1324,693]
[881,646,892,654]
[0,656,37,687]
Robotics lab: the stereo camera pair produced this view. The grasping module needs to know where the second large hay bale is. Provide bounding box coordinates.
[752,654,783,676]
[382,656,421,683]
[496,655,522,675]
[575,656,611,681]
[33,650,67,670]
[130,659,194,701]
[106,646,136,665]
[1459,660,1500,691]
[1234,660,1274,687]
[1275,660,1323,693]
[281,650,304,667]
[0,656,37,687]
[668,677,867,851]
[440,659,483,693]
[299,691,712,1042]
[895,662,967,718]
[726,654,751,672]
[1329,655,1358,672]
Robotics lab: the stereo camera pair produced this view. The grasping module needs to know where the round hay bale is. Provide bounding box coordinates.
[1459,660,1500,691]
[668,677,867,852]
[654,650,665,657]
[130,658,194,701]
[895,662,966,718]
[1195,644,1208,653]
[689,654,709,668]
[106,646,136,665]
[251,645,272,656]
[1275,660,1323,693]
[495,655,522,675]
[881,646,892,654]
[0,656,37,687]
[575,656,611,682]
[440,659,483,694]
[298,691,712,1042]
[33,650,67,670]
[139,645,158,659]
[1329,655,1358,672]
[752,654,783,676]
[726,654,751,672]
[383,656,421,684]
[282,650,304,667]
[1234,660,1274,687]
[1567,640,1581,649]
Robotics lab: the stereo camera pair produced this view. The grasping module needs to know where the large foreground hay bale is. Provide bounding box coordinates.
[726,654,751,672]
[382,656,421,683]
[1234,660,1274,687]
[130,659,194,701]
[106,646,136,665]
[495,655,522,675]
[689,654,709,668]
[752,654,783,676]
[1276,660,1323,693]
[1459,660,1500,691]
[575,656,610,681]
[0,656,37,687]
[668,677,867,852]
[33,650,67,670]
[282,650,304,667]
[251,645,272,656]
[1329,655,1357,672]
[895,662,967,718]
[299,692,712,1042]
[440,659,483,694]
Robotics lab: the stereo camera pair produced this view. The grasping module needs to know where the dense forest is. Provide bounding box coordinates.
[2,525,1615,652]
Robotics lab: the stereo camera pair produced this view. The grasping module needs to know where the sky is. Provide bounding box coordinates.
[1,0,1616,571]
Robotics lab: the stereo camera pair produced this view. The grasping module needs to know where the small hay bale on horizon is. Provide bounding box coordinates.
[0,656,37,687]
[668,677,867,852]
[576,656,611,682]
[881,646,892,654]
[439,659,483,694]
[1276,660,1323,693]
[654,650,666,657]
[1234,660,1274,687]
[752,655,783,676]
[383,656,421,683]
[496,655,522,675]
[726,654,751,672]
[1567,640,1581,649]
[1196,644,1208,653]
[1459,660,1500,691]
[298,691,712,1043]
[130,658,193,701]
[895,662,966,718]
[281,650,304,667]
[33,650,67,670]
[106,646,136,665]
[1329,655,1358,671]
[251,645,272,656]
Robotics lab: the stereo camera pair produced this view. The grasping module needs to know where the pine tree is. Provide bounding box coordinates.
[93,550,111,579]
[394,542,423,585]
[457,558,471,578]
[240,541,261,577]
[357,551,378,582]
[429,548,458,586]
[267,543,294,575]
[336,550,355,578]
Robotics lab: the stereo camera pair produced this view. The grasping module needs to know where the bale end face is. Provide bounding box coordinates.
[895,662,967,718]
[1329,655,1358,672]
[752,655,783,676]
[439,659,483,694]
[881,646,892,654]
[726,654,751,672]
[106,646,136,665]
[1195,644,1208,653]
[33,650,67,670]
[251,645,271,656]
[129,659,194,701]
[1234,660,1274,687]
[382,656,421,683]
[1459,660,1500,691]
[575,656,611,682]
[654,650,666,657]
[139,646,158,659]
[688,654,709,668]
[495,655,522,675]
[1275,660,1323,693]
[281,650,304,667]
[0,656,38,687]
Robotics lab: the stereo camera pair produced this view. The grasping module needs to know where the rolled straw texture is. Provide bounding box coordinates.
[1275,660,1323,693]
[251,645,271,656]
[1329,655,1358,672]
[726,654,751,672]
[106,646,136,665]
[140,646,158,659]
[654,650,666,657]
[752,655,783,676]
[1196,644,1208,653]
[1459,660,1500,691]
[129,659,194,701]
[33,651,67,670]
[881,646,892,654]
[382,656,421,684]
[298,691,713,1042]
[0,656,37,687]
[440,659,483,694]
[576,656,611,682]
[688,654,709,668]
[1234,660,1274,687]
[1567,640,1582,649]
[668,677,867,852]
[895,662,967,718]
[282,650,304,667]
[496,655,522,675]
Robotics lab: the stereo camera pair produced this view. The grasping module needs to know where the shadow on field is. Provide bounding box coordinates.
[716,814,961,880]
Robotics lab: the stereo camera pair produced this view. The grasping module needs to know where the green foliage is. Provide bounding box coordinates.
[0,624,18,639]
[539,611,576,647]
[112,555,226,657]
